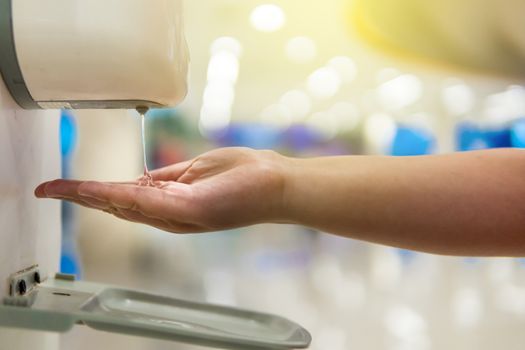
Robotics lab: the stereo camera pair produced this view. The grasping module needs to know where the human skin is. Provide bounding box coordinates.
[35,147,525,256]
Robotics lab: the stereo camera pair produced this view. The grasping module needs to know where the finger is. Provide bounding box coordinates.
[36,179,139,199]
[35,181,51,198]
[42,180,85,198]
[35,180,80,198]
[77,181,194,220]
[149,160,194,181]
[54,195,108,210]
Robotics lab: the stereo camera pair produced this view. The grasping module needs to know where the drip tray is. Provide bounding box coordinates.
[0,276,311,349]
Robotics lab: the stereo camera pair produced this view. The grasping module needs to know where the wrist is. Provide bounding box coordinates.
[254,150,299,223]
[273,154,306,225]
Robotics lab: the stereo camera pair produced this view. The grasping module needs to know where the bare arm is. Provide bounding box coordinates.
[283,148,525,256]
[35,147,525,256]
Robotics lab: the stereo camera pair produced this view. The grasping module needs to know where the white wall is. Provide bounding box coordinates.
[0,78,61,348]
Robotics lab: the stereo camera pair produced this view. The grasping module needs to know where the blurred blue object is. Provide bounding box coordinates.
[510,118,525,148]
[397,249,417,265]
[60,253,81,275]
[214,123,281,149]
[456,122,512,151]
[60,110,77,158]
[390,125,435,156]
[463,257,480,265]
[282,125,323,152]
[59,110,81,278]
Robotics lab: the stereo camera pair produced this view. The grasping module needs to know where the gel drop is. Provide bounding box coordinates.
[136,106,154,186]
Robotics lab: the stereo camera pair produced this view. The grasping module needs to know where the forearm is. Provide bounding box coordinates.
[280,148,525,256]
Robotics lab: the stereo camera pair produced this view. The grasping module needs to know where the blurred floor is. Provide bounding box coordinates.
[61,221,525,350]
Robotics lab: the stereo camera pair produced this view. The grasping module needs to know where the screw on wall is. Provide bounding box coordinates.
[34,272,41,284]
[6,265,41,297]
[17,280,27,295]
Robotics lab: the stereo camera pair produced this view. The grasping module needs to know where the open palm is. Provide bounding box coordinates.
[35,148,288,233]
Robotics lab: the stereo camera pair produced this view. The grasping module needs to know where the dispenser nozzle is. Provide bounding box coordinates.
[136,106,149,115]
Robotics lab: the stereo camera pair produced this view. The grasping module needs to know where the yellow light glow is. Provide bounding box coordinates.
[250,4,286,32]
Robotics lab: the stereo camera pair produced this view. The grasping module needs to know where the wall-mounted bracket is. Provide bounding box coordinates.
[3,265,42,307]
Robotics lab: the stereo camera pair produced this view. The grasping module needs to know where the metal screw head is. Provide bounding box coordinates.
[17,280,27,295]
[34,272,41,284]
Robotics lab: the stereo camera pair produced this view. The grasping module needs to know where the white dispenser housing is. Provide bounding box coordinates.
[0,0,189,109]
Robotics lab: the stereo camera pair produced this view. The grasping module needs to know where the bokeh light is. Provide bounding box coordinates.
[307,66,342,99]
[210,36,243,58]
[377,74,423,110]
[364,113,397,154]
[250,4,286,32]
[207,51,240,84]
[442,79,475,116]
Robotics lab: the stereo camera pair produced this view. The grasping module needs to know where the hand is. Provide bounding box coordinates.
[35,148,290,233]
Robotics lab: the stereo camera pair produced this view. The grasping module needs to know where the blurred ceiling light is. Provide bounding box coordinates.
[260,103,293,128]
[202,95,234,115]
[330,102,360,132]
[442,79,475,116]
[207,51,239,84]
[280,89,311,120]
[364,113,396,154]
[377,74,423,110]
[285,36,317,63]
[306,111,339,140]
[203,81,235,107]
[484,85,525,123]
[210,36,243,58]
[307,67,342,99]
[199,104,232,134]
[327,56,357,84]
[250,4,286,32]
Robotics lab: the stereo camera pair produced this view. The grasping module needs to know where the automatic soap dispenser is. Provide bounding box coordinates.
[0,0,188,109]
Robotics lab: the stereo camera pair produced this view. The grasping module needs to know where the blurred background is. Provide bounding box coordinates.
[60,0,525,349]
